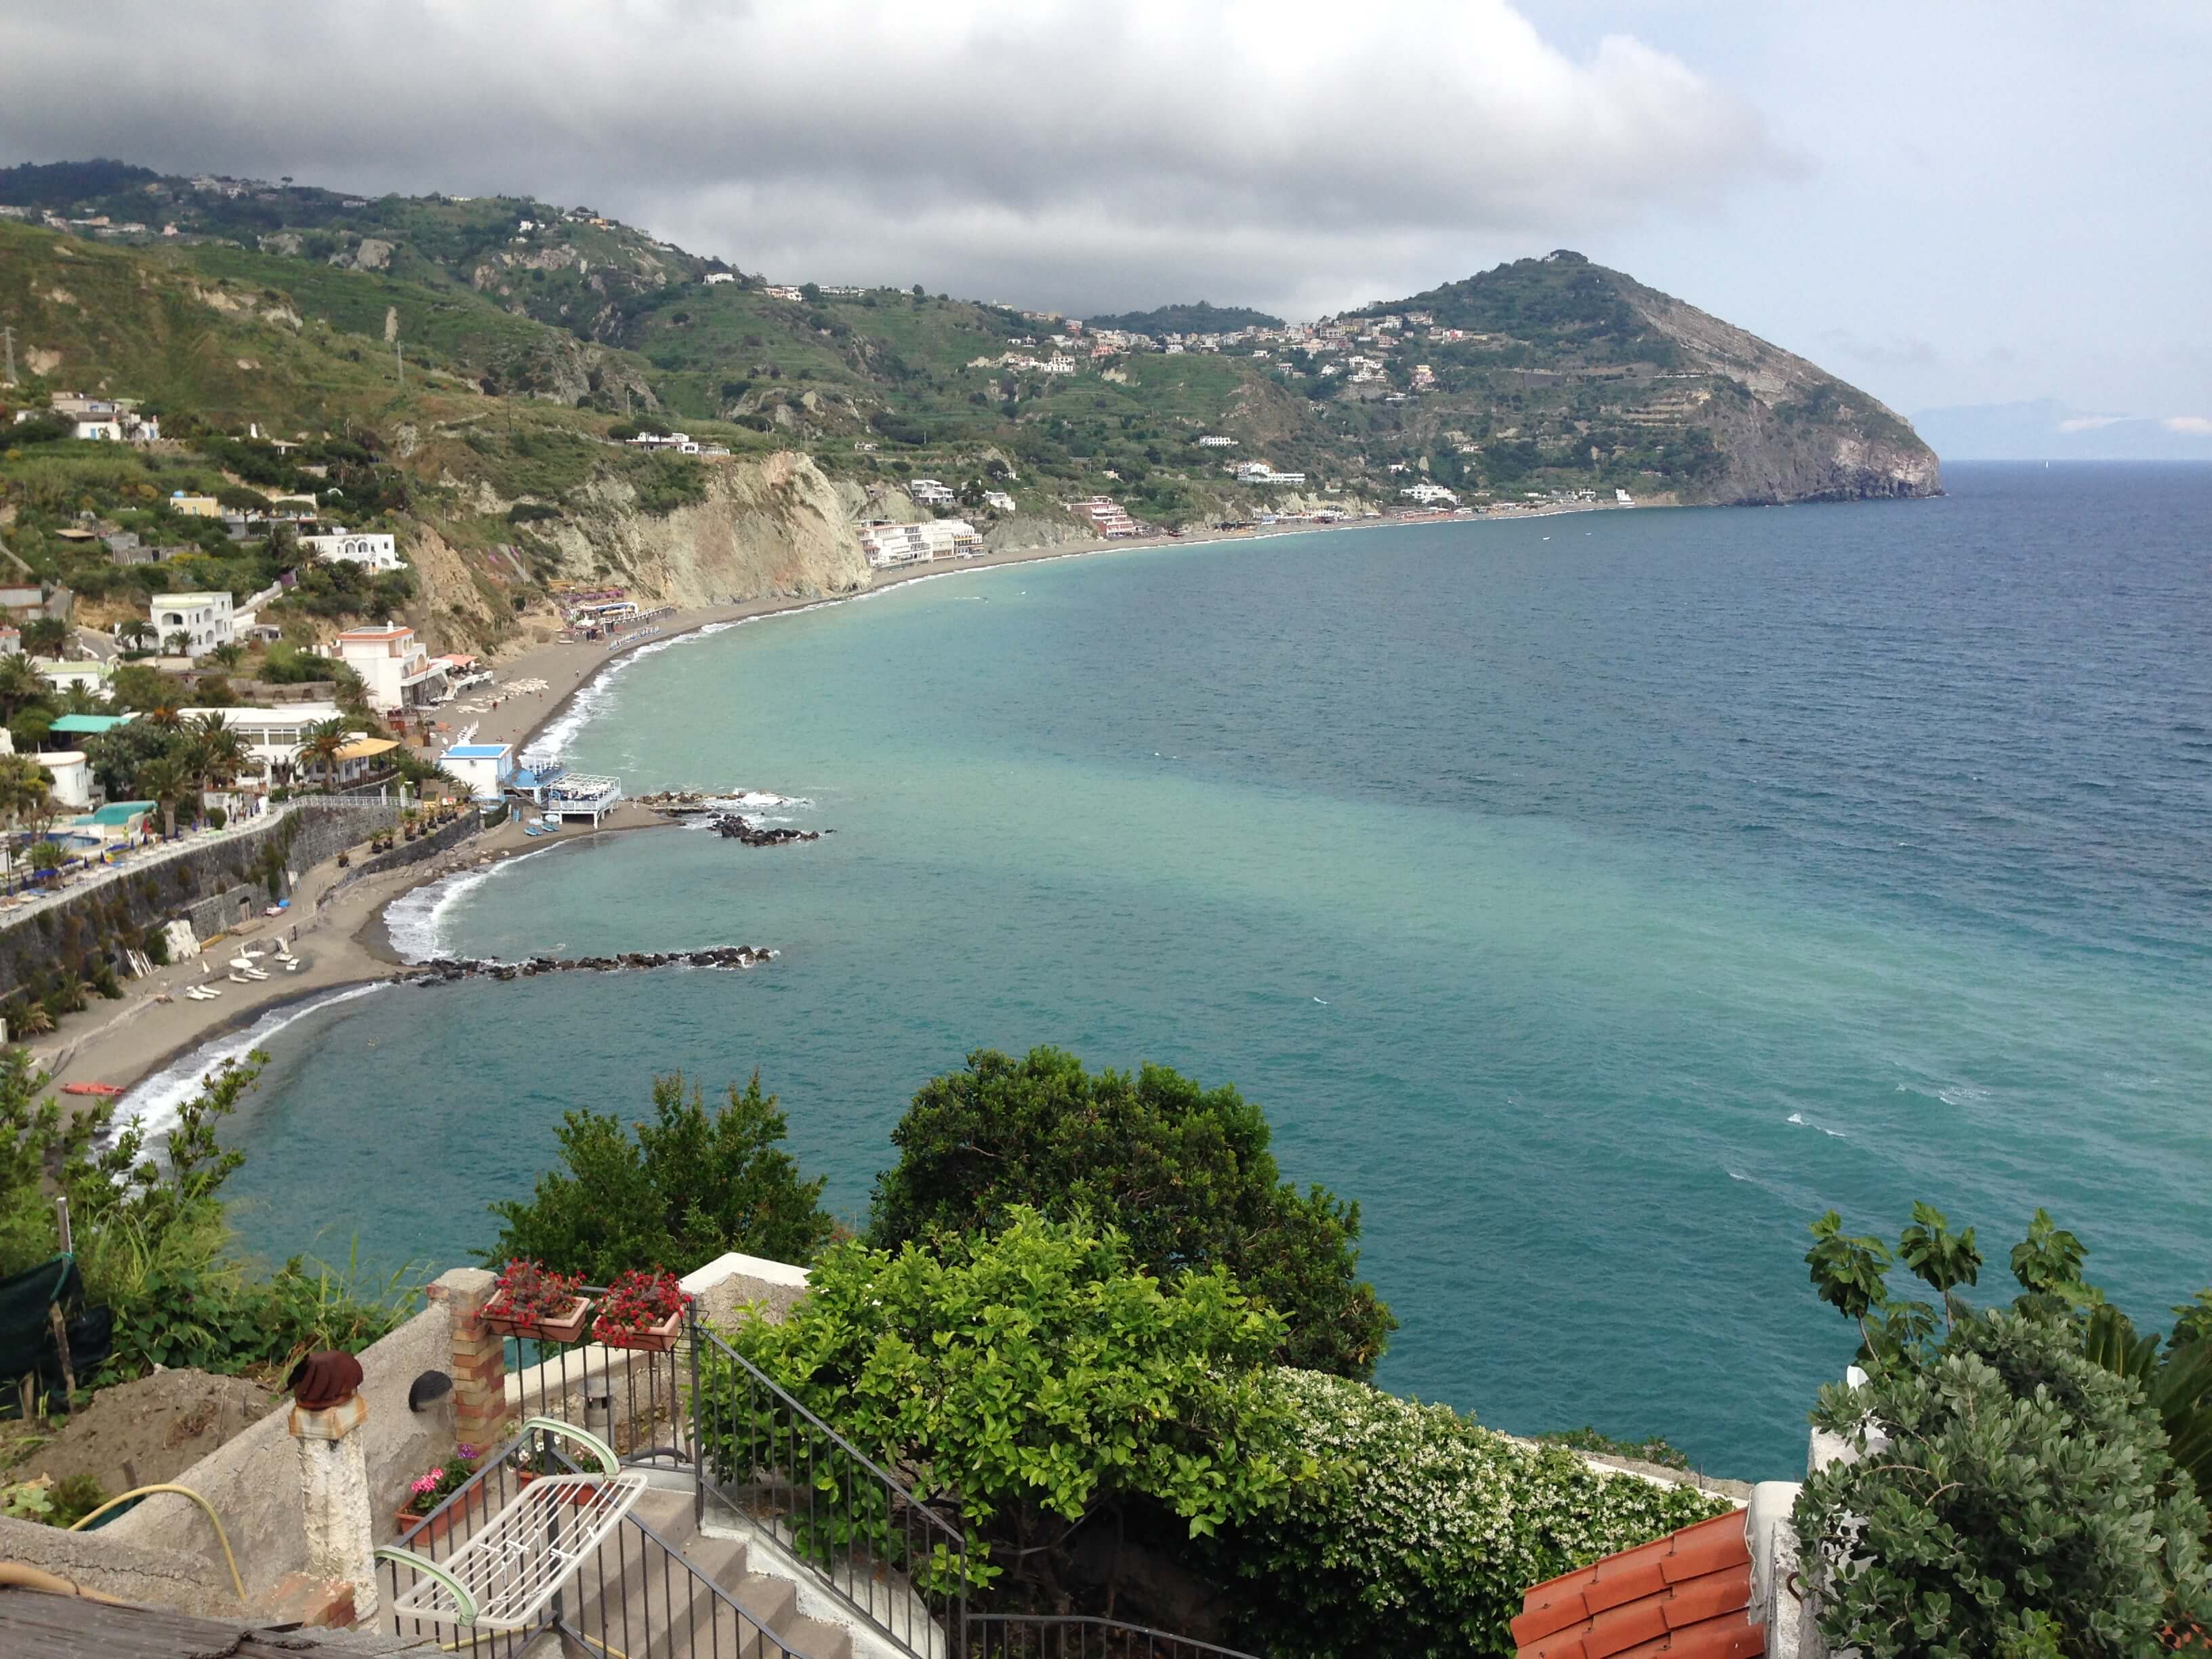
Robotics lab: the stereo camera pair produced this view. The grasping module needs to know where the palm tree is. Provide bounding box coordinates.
[11,1002,55,1038]
[302,717,352,794]
[22,616,66,657]
[60,682,103,716]
[163,630,192,657]
[117,619,155,651]
[136,756,187,839]
[208,642,245,670]
[0,654,43,722]
[146,702,184,730]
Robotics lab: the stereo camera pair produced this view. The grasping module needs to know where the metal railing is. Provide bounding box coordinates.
[419,1293,1258,1659]
[965,1618,1258,1659]
[690,1309,969,1658]
[381,1420,808,1659]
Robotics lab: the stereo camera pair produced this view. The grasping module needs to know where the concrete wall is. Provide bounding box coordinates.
[0,1515,248,1618]
[323,811,480,904]
[100,1296,456,1594]
[0,800,398,996]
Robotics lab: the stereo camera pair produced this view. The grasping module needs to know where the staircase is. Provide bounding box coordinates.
[541,1485,855,1659]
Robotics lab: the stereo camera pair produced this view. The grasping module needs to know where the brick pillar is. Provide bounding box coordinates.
[427,1267,507,1450]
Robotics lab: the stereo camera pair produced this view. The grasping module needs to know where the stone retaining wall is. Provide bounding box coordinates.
[0,800,400,998]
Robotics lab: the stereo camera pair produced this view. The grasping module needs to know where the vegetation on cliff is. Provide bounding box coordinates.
[1,160,1939,665]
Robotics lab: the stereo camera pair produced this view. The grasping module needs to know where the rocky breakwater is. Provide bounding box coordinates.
[403,944,774,985]
[712,815,825,846]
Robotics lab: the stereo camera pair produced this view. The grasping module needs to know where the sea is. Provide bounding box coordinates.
[134,462,2211,1476]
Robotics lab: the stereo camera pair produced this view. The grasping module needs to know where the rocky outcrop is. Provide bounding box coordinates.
[1627,284,1941,504]
[532,450,872,609]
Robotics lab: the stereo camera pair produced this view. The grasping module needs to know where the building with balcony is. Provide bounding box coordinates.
[332,621,449,714]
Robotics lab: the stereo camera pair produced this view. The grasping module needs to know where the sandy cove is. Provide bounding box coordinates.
[39,502,1630,1104]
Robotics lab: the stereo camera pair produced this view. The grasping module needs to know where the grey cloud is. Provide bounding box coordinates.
[0,1,1781,316]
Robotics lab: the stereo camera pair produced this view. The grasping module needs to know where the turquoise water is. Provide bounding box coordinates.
[205,463,2211,1474]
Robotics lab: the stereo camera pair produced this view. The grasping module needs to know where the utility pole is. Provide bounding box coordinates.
[1,324,16,387]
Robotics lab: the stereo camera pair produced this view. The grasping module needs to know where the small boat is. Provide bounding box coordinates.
[60,1082,125,1097]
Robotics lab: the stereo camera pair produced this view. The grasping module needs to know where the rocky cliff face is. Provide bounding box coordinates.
[1627,284,1942,504]
[533,451,872,610]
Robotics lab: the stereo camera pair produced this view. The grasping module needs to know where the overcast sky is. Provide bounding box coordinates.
[1,1,2205,438]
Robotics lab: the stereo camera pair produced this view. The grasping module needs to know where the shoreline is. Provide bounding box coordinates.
[486,499,1644,758]
[43,807,678,1107]
[43,500,1626,1107]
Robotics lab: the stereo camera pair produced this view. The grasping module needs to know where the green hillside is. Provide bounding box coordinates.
[1087,302,1286,337]
[0,162,1940,661]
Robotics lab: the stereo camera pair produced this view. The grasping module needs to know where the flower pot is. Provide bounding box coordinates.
[394,1502,462,1546]
[593,1308,684,1352]
[517,1470,600,1505]
[481,1290,594,1345]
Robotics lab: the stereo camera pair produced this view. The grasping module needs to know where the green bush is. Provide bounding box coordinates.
[0,1049,413,1385]
[705,1210,1295,1602]
[870,1046,1395,1378]
[1795,1311,2211,1659]
[487,1072,834,1282]
[1211,1370,1730,1657]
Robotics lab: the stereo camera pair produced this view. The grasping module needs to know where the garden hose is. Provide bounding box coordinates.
[67,1483,247,1603]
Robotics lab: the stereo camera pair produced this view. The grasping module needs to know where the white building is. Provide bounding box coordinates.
[907,478,957,507]
[1235,462,1307,486]
[300,530,403,572]
[33,658,113,697]
[331,620,448,714]
[983,490,1018,513]
[177,702,352,779]
[1401,483,1459,506]
[35,751,94,811]
[702,272,736,285]
[1615,489,1636,506]
[1040,355,1076,375]
[859,519,983,567]
[441,742,516,801]
[1197,435,1238,448]
[150,592,234,657]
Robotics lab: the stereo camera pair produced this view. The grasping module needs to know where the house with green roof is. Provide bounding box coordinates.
[47,711,137,739]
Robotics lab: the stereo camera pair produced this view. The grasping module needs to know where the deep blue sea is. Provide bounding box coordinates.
[164,462,2209,1475]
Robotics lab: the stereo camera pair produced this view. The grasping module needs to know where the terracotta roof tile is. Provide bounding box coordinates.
[1513,1510,1763,1659]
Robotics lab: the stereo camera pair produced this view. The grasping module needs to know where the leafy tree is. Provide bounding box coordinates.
[1795,1311,2211,1659]
[705,1210,1295,1602]
[870,1047,1395,1378]
[487,1072,834,1282]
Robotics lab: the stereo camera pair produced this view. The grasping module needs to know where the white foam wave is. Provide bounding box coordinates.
[1786,1111,1806,1124]
[119,983,390,1143]
[384,847,556,962]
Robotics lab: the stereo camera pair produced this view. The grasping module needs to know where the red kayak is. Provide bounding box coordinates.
[60,1082,126,1097]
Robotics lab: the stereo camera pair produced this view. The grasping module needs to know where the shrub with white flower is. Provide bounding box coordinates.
[1211,1371,1732,1657]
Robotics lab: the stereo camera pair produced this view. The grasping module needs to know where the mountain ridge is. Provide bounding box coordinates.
[0,159,1941,661]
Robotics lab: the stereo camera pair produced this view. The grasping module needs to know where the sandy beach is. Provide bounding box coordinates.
[35,501,1625,1107]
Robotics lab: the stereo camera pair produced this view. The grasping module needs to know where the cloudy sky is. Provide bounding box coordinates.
[2,1,2205,444]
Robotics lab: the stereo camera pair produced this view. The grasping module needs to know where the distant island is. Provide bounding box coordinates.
[1085,300,1287,337]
